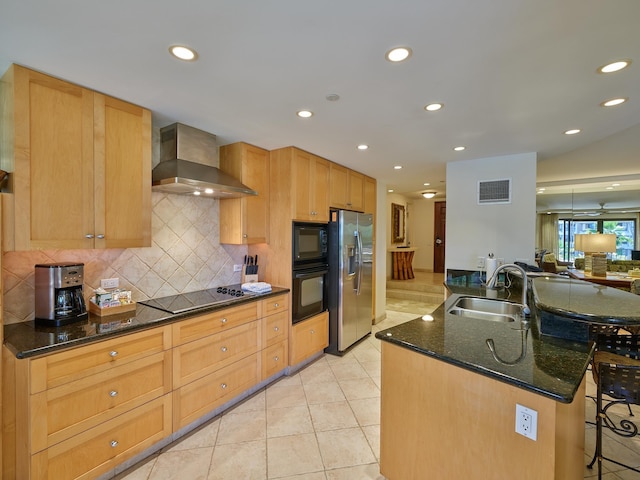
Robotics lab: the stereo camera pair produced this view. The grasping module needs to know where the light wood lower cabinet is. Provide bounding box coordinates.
[3,294,290,479]
[290,311,329,366]
[31,394,172,480]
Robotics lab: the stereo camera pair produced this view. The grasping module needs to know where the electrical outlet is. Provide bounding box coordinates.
[515,404,538,440]
[100,278,119,289]
[233,264,242,272]
[477,256,485,269]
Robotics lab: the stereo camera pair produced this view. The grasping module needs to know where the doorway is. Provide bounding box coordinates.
[433,201,446,273]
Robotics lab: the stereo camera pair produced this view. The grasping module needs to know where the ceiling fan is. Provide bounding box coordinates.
[574,202,611,217]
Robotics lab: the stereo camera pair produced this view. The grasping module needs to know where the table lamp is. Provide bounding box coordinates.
[575,233,616,277]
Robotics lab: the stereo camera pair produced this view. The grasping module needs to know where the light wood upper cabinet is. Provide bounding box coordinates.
[364,175,377,216]
[291,149,330,222]
[329,163,364,212]
[1,64,151,251]
[219,142,270,244]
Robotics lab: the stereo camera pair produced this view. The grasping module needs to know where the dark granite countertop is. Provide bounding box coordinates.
[376,275,594,403]
[4,287,289,359]
[532,275,640,325]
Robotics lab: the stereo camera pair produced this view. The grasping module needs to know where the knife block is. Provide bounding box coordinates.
[242,266,258,283]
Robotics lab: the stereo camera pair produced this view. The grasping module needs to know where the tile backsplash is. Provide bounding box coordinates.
[2,192,247,324]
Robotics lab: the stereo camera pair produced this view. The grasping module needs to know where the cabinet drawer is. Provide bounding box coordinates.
[31,394,172,480]
[290,311,329,366]
[261,294,288,317]
[172,302,258,346]
[173,353,259,430]
[173,321,260,388]
[262,340,288,380]
[29,326,171,393]
[31,351,172,452]
[263,310,288,347]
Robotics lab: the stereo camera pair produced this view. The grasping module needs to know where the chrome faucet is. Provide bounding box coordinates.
[486,263,531,316]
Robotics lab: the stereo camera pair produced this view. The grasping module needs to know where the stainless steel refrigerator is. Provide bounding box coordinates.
[326,209,373,355]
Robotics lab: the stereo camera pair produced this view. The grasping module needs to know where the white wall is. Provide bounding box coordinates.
[445,152,537,271]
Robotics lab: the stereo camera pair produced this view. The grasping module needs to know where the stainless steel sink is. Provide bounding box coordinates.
[447,296,526,323]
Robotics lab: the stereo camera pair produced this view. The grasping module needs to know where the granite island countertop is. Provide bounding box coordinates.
[4,287,289,359]
[376,275,595,403]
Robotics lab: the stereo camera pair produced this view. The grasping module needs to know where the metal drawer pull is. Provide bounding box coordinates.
[221,383,227,389]
[274,356,279,362]
[110,440,118,448]
[274,303,279,307]
[310,329,315,334]
[221,346,228,352]
[273,326,279,332]
[221,318,228,324]
[109,351,118,358]
[109,390,118,397]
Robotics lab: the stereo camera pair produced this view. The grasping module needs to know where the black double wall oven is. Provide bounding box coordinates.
[292,222,329,324]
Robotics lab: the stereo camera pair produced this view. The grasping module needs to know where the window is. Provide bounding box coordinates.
[558,218,636,262]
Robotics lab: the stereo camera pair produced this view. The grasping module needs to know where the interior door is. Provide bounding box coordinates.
[434,201,446,273]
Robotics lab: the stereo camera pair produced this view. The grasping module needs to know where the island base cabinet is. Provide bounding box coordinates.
[380,342,585,480]
[31,394,171,480]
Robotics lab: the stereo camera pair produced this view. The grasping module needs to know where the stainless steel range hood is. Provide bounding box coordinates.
[152,123,257,197]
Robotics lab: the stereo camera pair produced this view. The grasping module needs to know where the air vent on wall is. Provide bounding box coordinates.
[478,178,511,205]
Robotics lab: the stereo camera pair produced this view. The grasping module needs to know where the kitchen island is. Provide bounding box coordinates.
[376,274,597,480]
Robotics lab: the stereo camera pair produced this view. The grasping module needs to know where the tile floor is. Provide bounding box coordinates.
[115,277,640,480]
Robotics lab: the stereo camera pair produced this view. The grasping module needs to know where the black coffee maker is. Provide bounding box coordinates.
[35,263,88,326]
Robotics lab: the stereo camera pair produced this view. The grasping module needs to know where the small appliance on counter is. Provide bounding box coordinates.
[35,263,88,326]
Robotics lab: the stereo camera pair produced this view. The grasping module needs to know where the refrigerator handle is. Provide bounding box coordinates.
[355,231,363,294]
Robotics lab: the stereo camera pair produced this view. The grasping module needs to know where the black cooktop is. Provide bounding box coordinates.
[138,285,253,314]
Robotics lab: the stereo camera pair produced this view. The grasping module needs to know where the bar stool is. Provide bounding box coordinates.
[587,334,640,479]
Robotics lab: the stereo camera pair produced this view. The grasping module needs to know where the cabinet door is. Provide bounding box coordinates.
[364,176,376,216]
[94,94,152,248]
[293,149,313,221]
[310,155,330,222]
[347,170,365,212]
[219,143,270,244]
[290,311,329,366]
[10,65,95,250]
[329,163,349,209]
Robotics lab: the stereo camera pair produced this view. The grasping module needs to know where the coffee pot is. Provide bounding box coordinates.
[35,263,88,326]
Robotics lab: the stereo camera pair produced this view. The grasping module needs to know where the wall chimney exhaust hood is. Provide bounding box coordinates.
[152,123,258,197]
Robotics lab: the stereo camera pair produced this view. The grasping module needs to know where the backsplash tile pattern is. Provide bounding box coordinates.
[2,192,247,324]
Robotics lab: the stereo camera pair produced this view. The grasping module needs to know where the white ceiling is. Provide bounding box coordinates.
[1,0,639,200]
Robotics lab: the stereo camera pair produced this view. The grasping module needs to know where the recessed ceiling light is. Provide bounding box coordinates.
[564,129,581,135]
[326,94,340,102]
[297,110,313,118]
[453,146,466,151]
[357,144,369,150]
[385,47,412,62]
[600,97,627,107]
[193,190,201,196]
[204,188,214,194]
[597,60,631,73]
[538,188,546,192]
[611,183,621,187]
[388,189,394,193]
[605,186,614,190]
[423,183,430,186]
[169,45,198,61]
[394,165,402,170]
[424,103,443,112]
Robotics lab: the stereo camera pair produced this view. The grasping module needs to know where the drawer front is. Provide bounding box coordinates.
[172,302,258,346]
[31,394,172,480]
[263,310,288,346]
[290,311,329,366]
[30,326,171,393]
[173,321,260,388]
[262,340,288,380]
[262,294,288,317]
[31,351,172,452]
[173,353,259,430]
